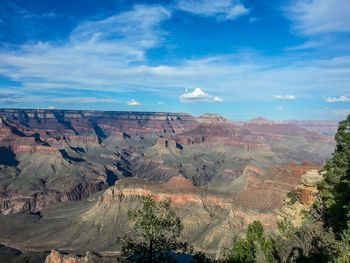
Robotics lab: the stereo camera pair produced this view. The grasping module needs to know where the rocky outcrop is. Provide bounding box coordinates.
[0,181,107,215]
[278,169,323,227]
[81,176,282,257]
[0,164,327,259]
[45,250,118,263]
[197,114,230,124]
[297,169,323,206]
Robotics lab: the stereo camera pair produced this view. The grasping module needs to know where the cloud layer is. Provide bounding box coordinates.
[285,0,350,35]
[0,1,349,120]
[0,4,171,93]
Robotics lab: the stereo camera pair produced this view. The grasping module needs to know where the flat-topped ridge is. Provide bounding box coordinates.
[0,108,192,118]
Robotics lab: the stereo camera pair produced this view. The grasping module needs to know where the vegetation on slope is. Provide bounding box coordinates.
[221,114,350,262]
[120,195,191,263]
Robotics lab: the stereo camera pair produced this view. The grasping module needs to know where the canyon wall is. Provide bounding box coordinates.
[0,109,335,215]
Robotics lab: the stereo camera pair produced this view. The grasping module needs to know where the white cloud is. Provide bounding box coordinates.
[157,101,164,104]
[324,95,350,102]
[277,106,284,110]
[274,95,296,101]
[213,96,223,102]
[48,106,55,109]
[285,0,350,35]
[176,0,249,21]
[127,99,142,106]
[179,88,223,103]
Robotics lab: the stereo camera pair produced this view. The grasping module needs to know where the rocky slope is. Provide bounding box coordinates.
[278,169,324,227]
[0,109,335,215]
[272,119,339,136]
[0,163,321,258]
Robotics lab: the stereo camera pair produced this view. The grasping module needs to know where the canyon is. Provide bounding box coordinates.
[0,108,337,258]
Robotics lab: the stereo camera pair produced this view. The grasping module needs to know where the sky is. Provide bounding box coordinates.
[0,0,349,121]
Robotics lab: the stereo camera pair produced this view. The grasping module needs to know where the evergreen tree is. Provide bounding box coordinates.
[121,195,190,263]
[319,114,350,233]
[222,221,278,263]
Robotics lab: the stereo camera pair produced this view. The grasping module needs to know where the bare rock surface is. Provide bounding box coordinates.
[45,250,118,263]
[0,163,320,258]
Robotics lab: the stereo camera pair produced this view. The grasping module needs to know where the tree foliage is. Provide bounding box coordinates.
[121,195,190,263]
[273,114,350,263]
[319,114,350,233]
[120,115,350,262]
[221,115,350,263]
[222,221,278,263]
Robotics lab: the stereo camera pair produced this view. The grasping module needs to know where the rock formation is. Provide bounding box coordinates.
[278,169,323,227]
[298,169,323,206]
[44,250,118,263]
[0,109,335,215]
[272,120,339,136]
[0,163,322,259]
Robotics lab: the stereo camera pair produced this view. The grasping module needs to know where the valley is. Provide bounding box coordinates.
[0,108,337,258]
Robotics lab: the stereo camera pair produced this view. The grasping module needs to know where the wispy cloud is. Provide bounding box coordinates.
[179,88,223,103]
[285,0,350,35]
[51,97,119,104]
[176,0,249,21]
[0,4,171,93]
[324,95,350,102]
[274,95,296,101]
[127,99,142,106]
[0,3,350,106]
[0,94,119,105]
[286,38,332,51]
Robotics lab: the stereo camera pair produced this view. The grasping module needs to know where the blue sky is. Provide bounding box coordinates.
[0,0,349,120]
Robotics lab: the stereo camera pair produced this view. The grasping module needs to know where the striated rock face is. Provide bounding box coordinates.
[0,163,322,259]
[0,108,335,215]
[0,181,107,215]
[0,109,198,214]
[272,120,339,136]
[196,114,230,124]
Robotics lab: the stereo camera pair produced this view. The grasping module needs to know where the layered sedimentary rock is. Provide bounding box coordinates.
[277,169,324,227]
[0,109,335,215]
[272,120,339,136]
[0,109,197,214]
[0,163,321,259]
